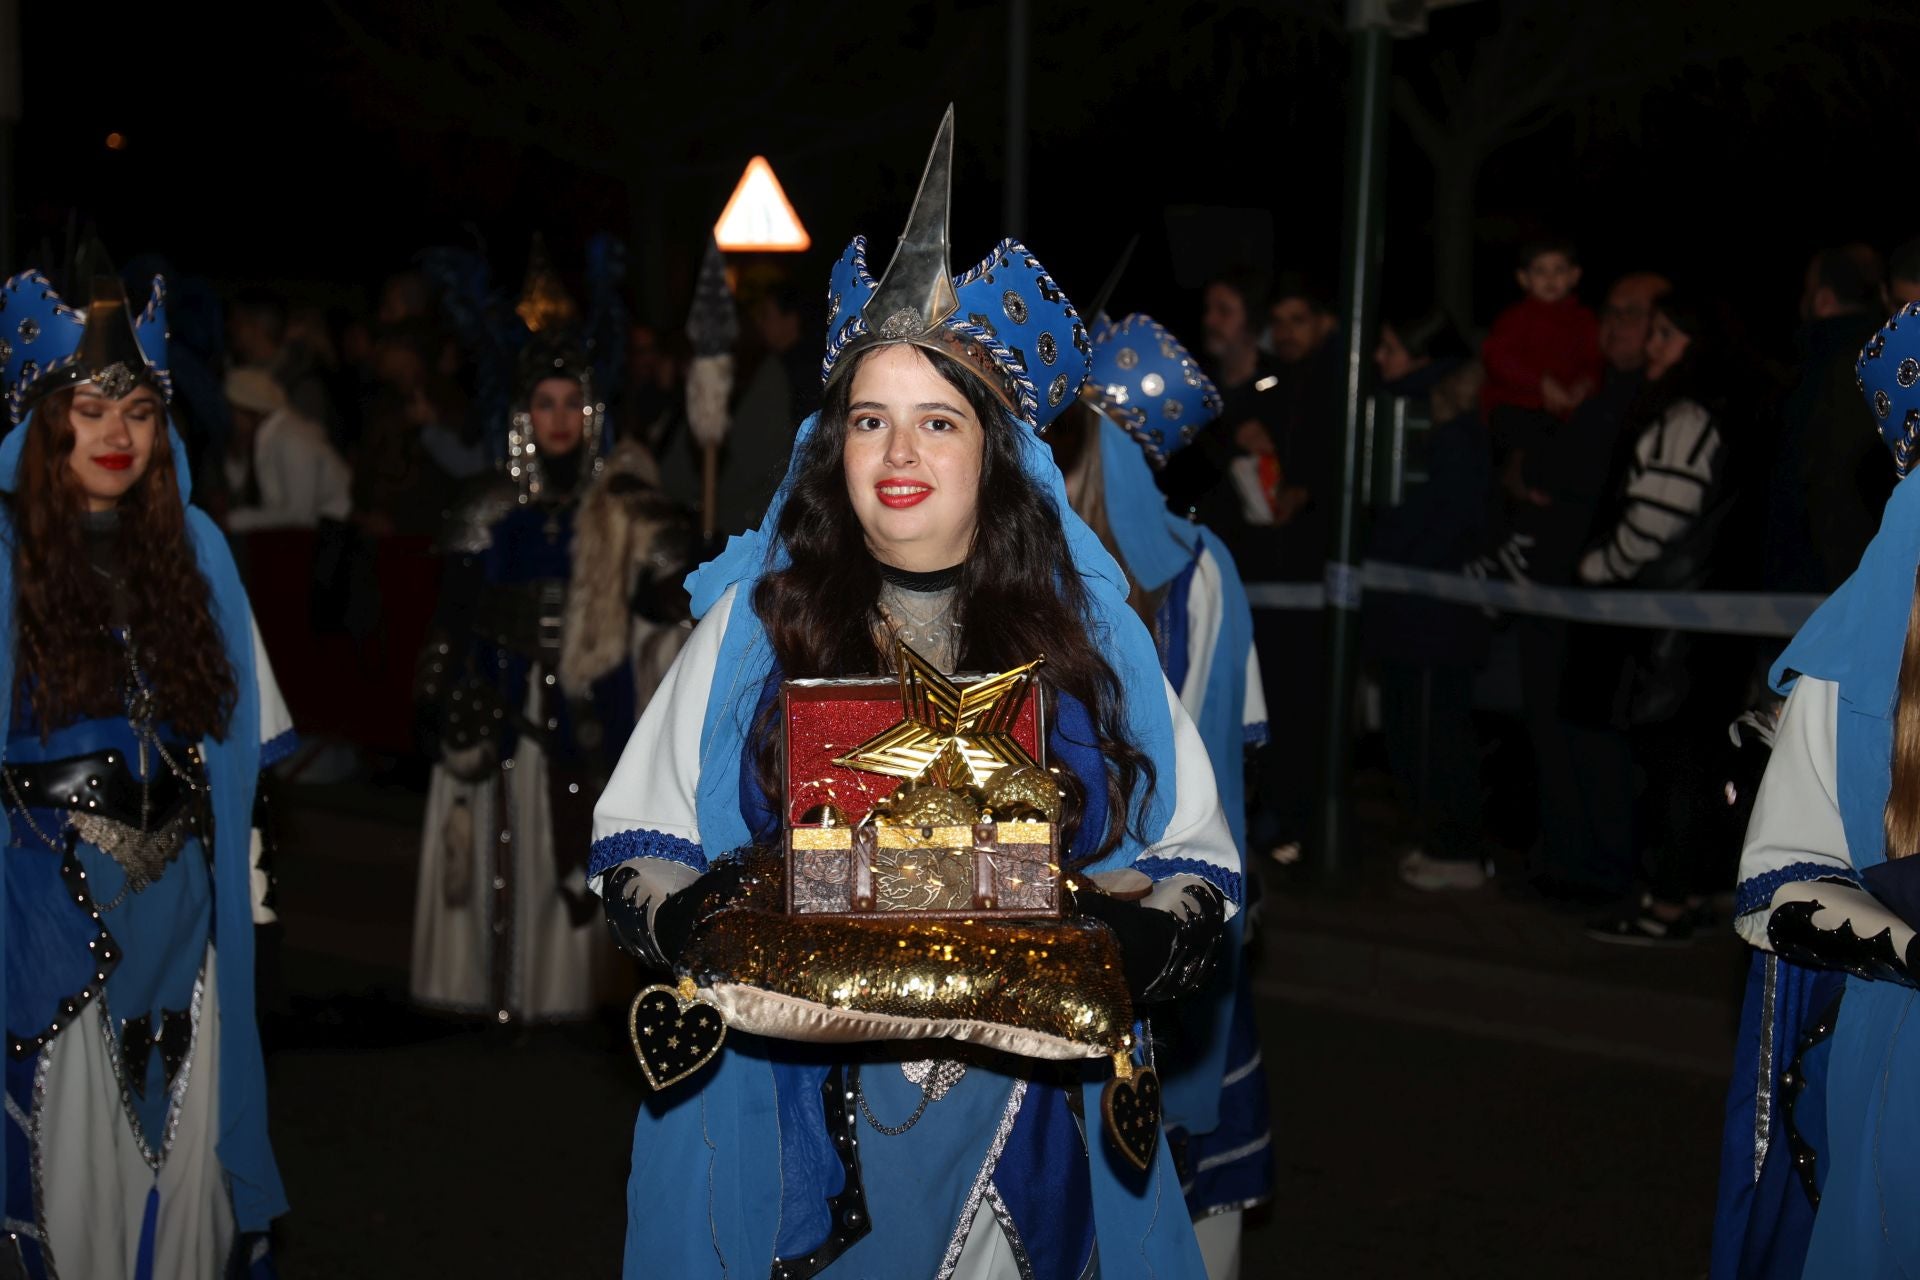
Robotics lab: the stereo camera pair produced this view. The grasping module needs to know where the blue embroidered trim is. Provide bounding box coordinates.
[259,729,299,769]
[1243,720,1269,749]
[1734,861,1861,917]
[1136,855,1244,908]
[588,828,707,881]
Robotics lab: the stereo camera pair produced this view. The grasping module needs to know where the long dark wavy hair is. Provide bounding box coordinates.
[750,344,1155,862]
[7,388,236,740]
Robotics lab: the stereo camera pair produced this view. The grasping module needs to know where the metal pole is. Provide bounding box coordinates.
[0,0,20,275]
[1316,20,1391,880]
[1003,0,1028,235]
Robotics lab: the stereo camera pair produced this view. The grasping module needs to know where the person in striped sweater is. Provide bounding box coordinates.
[1577,287,1752,944]
[1578,289,1725,588]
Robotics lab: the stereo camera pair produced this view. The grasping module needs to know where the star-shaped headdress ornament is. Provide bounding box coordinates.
[833,643,1044,789]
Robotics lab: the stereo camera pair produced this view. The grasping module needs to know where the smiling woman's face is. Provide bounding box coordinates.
[841,345,987,573]
[66,384,161,511]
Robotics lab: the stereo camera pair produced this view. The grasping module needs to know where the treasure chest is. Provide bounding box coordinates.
[782,645,1064,920]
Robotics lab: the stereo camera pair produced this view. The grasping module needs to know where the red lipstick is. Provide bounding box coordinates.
[874,478,932,509]
[92,454,134,472]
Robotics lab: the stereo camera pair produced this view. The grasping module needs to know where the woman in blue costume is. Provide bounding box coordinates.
[0,272,293,1277]
[590,111,1244,1279]
[1049,313,1270,1279]
[1714,302,1920,1277]
[412,257,695,1022]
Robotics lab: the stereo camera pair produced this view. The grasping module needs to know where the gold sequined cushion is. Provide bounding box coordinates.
[683,849,1133,1062]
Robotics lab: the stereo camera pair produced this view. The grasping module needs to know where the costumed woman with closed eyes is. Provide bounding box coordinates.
[0,270,296,1278]
[590,111,1242,1278]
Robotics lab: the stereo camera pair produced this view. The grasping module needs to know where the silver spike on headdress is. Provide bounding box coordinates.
[74,277,151,401]
[861,105,959,341]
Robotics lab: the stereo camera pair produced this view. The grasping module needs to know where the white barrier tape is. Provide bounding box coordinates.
[1245,560,1826,638]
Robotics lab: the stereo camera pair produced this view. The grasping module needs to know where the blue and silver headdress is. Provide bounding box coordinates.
[0,272,170,428]
[1082,313,1223,467]
[820,107,1091,430]
[1860,302,1920,477]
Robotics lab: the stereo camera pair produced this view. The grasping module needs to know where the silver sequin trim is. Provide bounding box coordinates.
[1001,291,1028,325]
[1901,358,1920,389]
[934,1079,1028,1280]
[983,1182,1038,1280]
[1048,373,1070,407]
[901,1058,968,1101]
[1219,1050,1263,1090]
[17,318,38,344]
[97,962,205,1173]
[1194,1129,1270,1174]
[29,1042,57,1278]
[1876,388,1893,420]
[1036,333,1057,366]
[1753,952,1777,1183]
[1190,1194,1271,1220]
[1115,348,1139,371]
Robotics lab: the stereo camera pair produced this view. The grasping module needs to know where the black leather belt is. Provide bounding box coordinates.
[6,744,203,829]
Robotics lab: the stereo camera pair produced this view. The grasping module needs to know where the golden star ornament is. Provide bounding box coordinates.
[832,641,1044,789]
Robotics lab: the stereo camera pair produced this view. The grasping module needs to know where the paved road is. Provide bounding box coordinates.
[260,785,1724,1278]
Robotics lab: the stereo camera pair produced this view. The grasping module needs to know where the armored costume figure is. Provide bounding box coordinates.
[411,265,696,1022]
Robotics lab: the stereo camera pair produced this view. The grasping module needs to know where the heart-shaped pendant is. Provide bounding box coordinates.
[628,980,727,1091]
[1101,1064,1162,1172]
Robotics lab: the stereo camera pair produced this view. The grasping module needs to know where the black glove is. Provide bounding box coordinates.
[1071,880,1227,1005]
[604,859,749,975]
[1768,885,1920,988]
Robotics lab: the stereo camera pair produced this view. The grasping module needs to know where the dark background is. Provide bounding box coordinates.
[17,1,1920,358]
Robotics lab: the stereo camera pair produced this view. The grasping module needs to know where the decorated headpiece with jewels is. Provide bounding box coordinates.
[0,272,170,428]
[507,328,605,502]
[820,106,1092,430]
[1082,313,1223,467]
[1859,301,1920,478]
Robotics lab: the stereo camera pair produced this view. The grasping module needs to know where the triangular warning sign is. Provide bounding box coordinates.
[713,156,811,253]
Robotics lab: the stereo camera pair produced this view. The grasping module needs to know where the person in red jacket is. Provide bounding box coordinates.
[1479,237,1603,443]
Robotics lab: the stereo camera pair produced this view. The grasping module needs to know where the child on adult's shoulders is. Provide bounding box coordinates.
[1478,236,1603,438]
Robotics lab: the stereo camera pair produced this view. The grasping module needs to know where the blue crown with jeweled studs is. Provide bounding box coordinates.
[1081,313,1223,467]
[0,271,170,428]
[1858,301,1920,478]
[820,107,1091,430]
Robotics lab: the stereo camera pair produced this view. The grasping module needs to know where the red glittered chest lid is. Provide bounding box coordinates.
[780,676,1047,826]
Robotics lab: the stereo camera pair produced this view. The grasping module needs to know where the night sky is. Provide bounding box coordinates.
[16,1,1920,362]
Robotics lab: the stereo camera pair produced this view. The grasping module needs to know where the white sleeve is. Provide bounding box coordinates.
[1179,549,1225,723]
[589,584,738,893]
[252,615,296,762]
[1135,678,1242,917]
[1734,676,1859,948]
